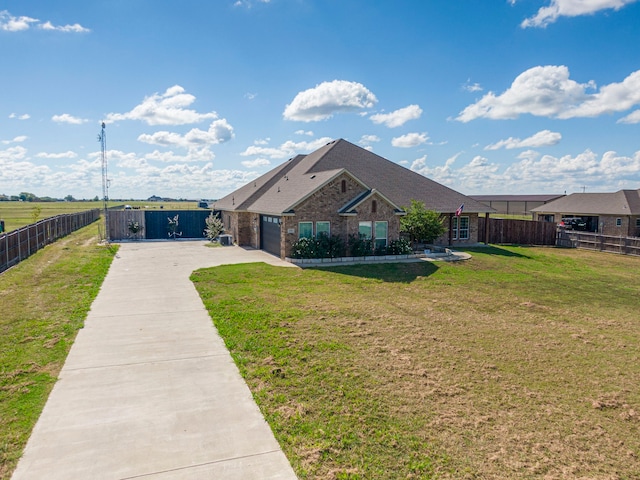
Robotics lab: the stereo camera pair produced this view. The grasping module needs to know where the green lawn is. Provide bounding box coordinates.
[0,223,117,478]
[192,247,640,479]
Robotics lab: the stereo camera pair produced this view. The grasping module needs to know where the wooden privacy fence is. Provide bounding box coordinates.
[0,209,100,274]
[478,217,557,245]
[557,231,640,256]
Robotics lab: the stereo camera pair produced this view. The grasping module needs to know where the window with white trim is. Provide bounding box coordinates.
[616,218,622,227]
[636,218,640,228]
[316,221,330,238]
[299,222,313,239]
[374,221,388,249]
[453,216,469,240]
[358,221,372,239]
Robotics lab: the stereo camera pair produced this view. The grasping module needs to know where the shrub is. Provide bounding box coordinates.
[387,238,413,255]
[290,237,316,259]
[204,212,224,241]
[348,234,374,257]
[290,234,346,259]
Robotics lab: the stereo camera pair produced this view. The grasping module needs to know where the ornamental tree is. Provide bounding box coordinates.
[400,199,445,246]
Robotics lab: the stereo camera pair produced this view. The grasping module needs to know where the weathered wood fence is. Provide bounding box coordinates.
[0,209,100,274]
[557,231,640,256]
[478,217,557,245]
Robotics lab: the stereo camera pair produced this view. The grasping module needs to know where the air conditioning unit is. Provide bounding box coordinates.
[219,234,233,246]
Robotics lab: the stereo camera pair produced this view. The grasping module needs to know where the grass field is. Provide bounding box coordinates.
[192,247,640,479]
[0,223,117,478]
[0,200,199,232]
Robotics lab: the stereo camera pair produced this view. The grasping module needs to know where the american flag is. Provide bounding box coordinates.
[455,203,464,216]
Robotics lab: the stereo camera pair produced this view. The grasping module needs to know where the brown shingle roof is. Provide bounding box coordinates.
[531,189,640,215]
[214,139,493,215]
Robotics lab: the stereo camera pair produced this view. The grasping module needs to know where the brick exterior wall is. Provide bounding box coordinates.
[599,215,633,236]
[223,173,482,256]
[222,211,258,247]
[280,173,402,258]
[632,217,640,237]
[435,213,479,246]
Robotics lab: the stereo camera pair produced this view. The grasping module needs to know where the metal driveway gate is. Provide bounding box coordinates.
[144,210,211,240]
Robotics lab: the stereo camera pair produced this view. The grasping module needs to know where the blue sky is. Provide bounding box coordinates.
[2,0,640,200]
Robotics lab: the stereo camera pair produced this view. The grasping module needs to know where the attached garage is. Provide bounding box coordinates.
[260,215,281,256]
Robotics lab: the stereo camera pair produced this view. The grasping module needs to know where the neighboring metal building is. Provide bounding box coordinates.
[470,194,565,216]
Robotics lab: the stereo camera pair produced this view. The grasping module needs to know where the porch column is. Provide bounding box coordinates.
[485,212,490,245]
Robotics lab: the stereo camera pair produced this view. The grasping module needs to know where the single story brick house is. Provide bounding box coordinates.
[531,188,640,236]
[213,139,493,258]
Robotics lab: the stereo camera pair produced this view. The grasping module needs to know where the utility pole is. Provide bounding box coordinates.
[98,122,110,241]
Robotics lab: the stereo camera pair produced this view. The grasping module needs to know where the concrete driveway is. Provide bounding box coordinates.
[11,241,298,480]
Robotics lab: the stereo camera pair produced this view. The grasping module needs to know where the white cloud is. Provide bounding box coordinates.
[485,130,562,150]
[0,146,52,192]
[618,109,640,124]
[240,137,333,159]
[36,151,78,159]
[241,158,271,169]
[463,80,483,93]
[521,0,639,28]
[138,119,234,149]
[295,130,314,136]
[9,113,30,120]
[105,85,219,126]
[561,70,640,118]
[358,134,380,151]
[234,0,272,7]
[0,145,28,161]
[410,148,640,195]
[457,65,593,122]
[283,80,378,122]
[457,66,640,123]
[144,148,215,163]
[0,10,89,32]
[0,11,38,31]
[391,132,429,148]
[517,150,541,161]
[39,21,90,33]
[2,136,28,145]
[52,113,89,125]
[370,104,422,128]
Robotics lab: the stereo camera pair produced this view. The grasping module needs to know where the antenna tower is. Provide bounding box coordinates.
[99,122,110,241]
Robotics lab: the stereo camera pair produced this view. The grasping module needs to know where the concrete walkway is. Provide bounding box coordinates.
[11,241,298,480]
